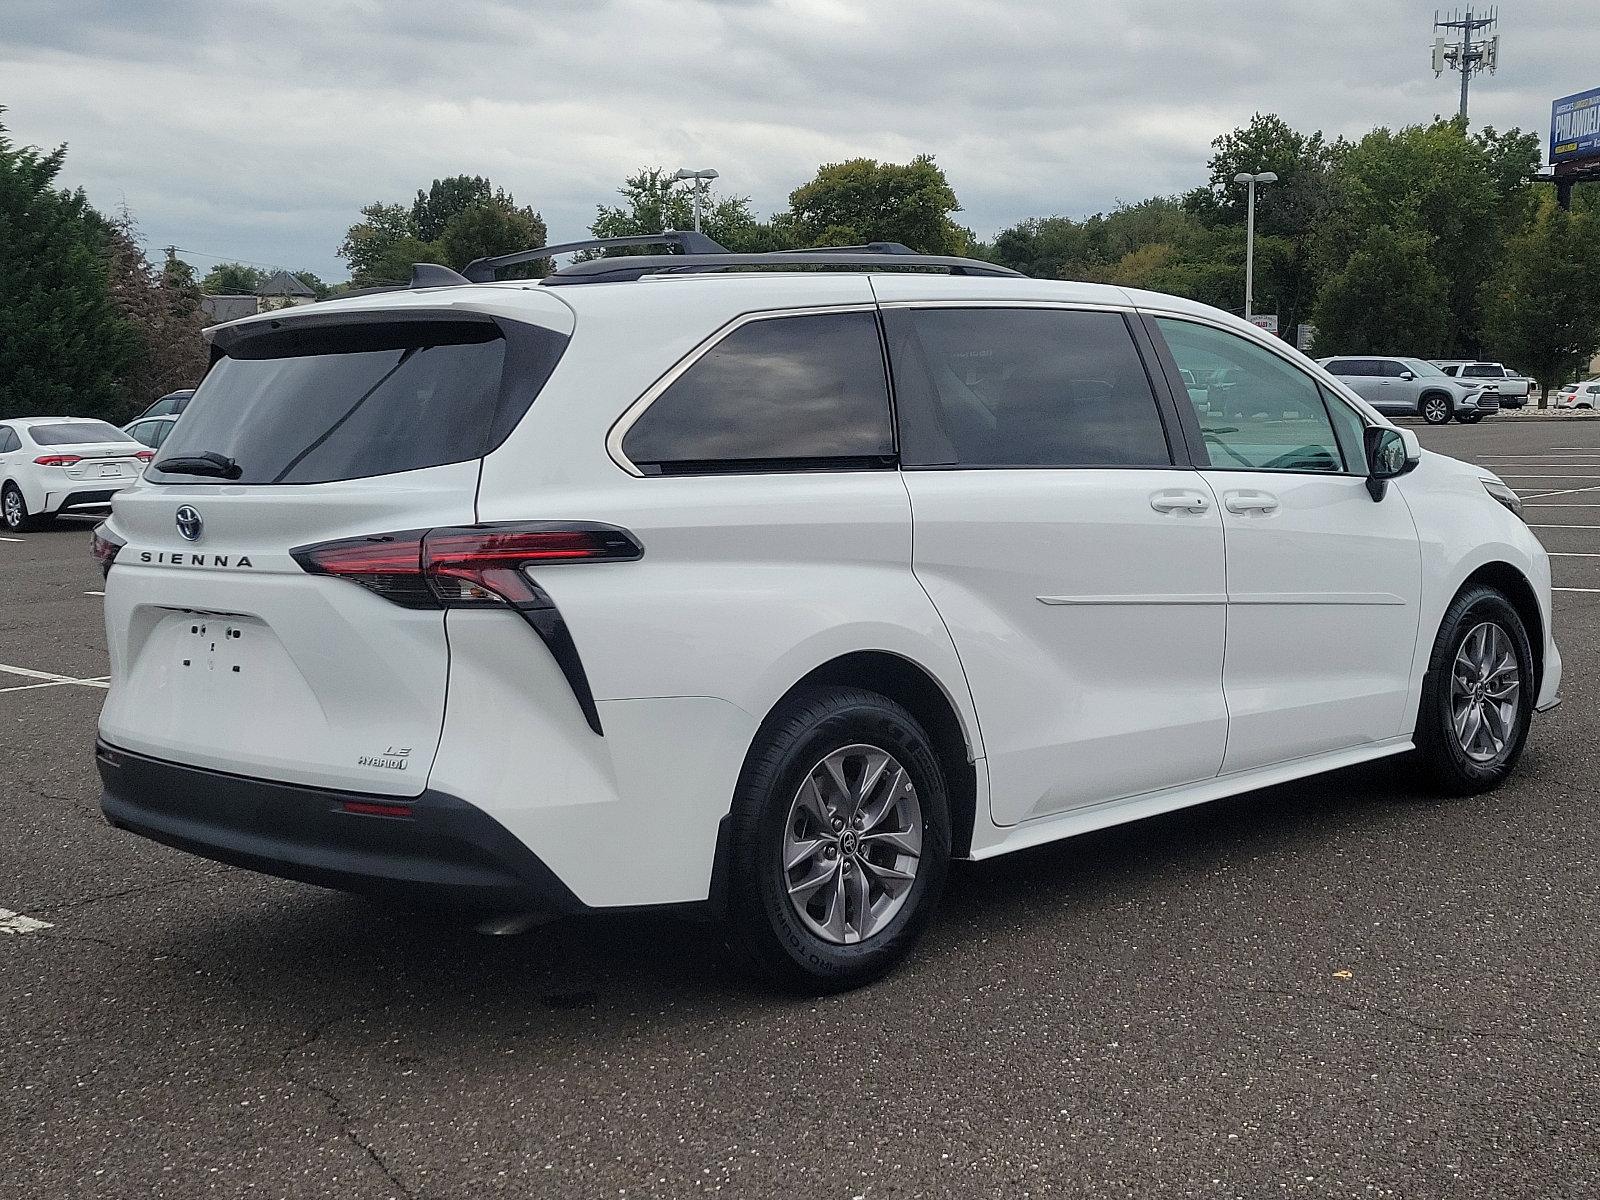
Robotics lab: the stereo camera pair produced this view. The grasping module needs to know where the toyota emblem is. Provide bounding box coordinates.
[175,505,203,542]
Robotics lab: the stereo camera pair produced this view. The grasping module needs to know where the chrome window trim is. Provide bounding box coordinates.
[605,303,882,478]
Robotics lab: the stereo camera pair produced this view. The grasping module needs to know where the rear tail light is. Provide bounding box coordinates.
[35,454,82,467]
[341,800,413,819]
[291,523,640,738]
[90,524,125,577]
[291,523,643,610]
[135,451,155,463]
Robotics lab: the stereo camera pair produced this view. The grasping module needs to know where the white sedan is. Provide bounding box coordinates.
[0,417,153,533]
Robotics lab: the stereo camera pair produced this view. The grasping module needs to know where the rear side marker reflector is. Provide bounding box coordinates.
[341,800,414,818]
[291,522,642,738]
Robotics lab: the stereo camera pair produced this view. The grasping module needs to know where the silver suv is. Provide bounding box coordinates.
[1318,356,1497,425]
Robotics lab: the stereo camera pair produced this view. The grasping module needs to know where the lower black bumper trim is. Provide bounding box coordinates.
[96,740,583,917]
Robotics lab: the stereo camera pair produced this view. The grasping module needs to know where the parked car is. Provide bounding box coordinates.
[1556,379,1600,409]
[132,389,194,421]
[92,240,1561,990]
[0,417,153,532]
[1433,361,1532,408]
[1317,356,1497,424]
[123,414,180,450]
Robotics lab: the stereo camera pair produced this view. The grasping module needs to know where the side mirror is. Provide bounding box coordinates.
[1399,370,1416,381]
[1365,426,1420,500]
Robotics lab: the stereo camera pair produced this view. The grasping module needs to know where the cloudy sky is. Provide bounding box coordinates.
[5,0,1591,282]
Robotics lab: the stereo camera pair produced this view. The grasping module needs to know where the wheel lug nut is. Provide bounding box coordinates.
[824,846,837,860]
[832,817,844,831]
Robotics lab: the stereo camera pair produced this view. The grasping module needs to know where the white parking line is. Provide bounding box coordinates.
[0,663,111,690]
[0,909,54,934]
[1496,474,1600,479]
[1553,587,1600,594]
[1528,524,1600,530]
[83,590,104,597]
[0,536,21,543]
[1548,552,1600,557]
[1518,485,1600,500]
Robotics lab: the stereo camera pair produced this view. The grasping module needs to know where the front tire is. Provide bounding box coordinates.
[2,483,40,533]
[1458,412,1484,424]
[1421,394,1452,425]
[724,686,951,992]
[1413,586,1535,795]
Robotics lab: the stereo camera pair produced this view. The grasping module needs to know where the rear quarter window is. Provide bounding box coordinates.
[620,310,894,474]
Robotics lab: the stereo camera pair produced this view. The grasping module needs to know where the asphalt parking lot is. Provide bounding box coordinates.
[3,415,1598,1200]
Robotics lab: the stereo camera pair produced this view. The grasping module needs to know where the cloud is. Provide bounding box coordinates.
[3,0,1590,278]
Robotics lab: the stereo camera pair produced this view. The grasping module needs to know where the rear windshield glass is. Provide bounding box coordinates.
[30,421,133,445]
[151,320,549,485]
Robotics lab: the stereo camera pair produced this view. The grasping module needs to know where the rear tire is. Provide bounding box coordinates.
[2,483,40,533]
[724,685,951,993]
[1420,394,1452,425]
[1413,586,1534,796]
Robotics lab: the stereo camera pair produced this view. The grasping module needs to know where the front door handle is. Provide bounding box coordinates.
[1151,490,1211,515]
[1223,491,1280,515]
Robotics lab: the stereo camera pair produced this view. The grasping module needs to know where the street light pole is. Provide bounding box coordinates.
[1233,171,1278,321]
[671,168,720,233]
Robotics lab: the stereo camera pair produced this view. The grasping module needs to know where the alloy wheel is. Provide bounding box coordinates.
[2,489,22,530]
[782,744,922,945]
[1450,621,1521,763]
[1425,398,1449,423]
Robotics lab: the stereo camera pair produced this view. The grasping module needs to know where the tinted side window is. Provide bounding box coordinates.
[1328,359,1374,377]
[1463,364,1497,377]
[887,307,1171,468]
[1379,360,1411,378]
[0,428,19,452]
[621,311,893,473]
[1157,318,1345,474]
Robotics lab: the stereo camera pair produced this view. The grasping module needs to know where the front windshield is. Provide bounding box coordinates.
[1402,359,1448,378]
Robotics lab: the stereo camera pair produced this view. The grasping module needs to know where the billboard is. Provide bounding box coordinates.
[1551,86,1600,166]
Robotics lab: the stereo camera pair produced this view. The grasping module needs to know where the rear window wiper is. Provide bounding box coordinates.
[153,451,242,480]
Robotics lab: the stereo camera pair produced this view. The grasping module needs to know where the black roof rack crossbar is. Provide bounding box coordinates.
[542,251,1022,286]
[463,232,729,283]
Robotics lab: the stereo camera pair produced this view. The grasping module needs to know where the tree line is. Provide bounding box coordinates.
[6,104,1599,423]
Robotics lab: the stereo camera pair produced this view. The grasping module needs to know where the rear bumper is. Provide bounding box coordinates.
[46,483,134,515]
[96,739,584,918]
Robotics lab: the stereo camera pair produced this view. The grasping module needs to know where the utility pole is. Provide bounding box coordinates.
[671,168,719,233]
[1234,172,1276,321]
[1432,8,1499,124]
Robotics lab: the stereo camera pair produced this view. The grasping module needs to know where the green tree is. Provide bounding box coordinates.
[411,175,494,243]
[1186,113,1336,331]
[0,111,139,419]
[200,261,268,295]
[1481,195,1600,404]
[339,180,548,284]
[434,195,549,277]
[338,202,420,287]
[1311,223,1449,356]
[1315,119,1539,356]
[589,167,789,253]
[786,155,970,254]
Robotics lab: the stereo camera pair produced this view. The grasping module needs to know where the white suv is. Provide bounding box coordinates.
[93,240,1562,990]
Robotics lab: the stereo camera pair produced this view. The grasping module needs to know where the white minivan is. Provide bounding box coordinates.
[93,240,1561,990]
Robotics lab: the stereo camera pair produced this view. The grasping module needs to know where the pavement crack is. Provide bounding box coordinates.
[28,866,232,916]
[1226,982,1598,1062]
[275,1004,421,1200]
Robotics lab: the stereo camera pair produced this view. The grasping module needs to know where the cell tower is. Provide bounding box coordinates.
[1432,8,1500,123]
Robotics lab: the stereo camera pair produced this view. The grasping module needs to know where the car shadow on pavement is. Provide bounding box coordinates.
[132,753,1462,1023]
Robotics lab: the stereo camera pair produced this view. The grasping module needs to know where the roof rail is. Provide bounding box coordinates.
[462,231,729,283]
[542,250,1022,286]
[772,241,918,255]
